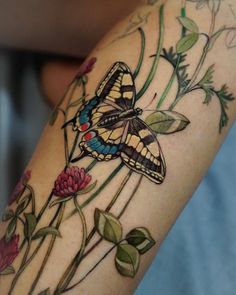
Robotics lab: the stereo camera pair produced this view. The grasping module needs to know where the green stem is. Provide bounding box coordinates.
[157,6,186,109]
[136,4,164,101]
[64,80,79,166]
[85,159,97,173]
[37,192,54,222]
[25,184,36,214]
[157,58,181,109]
[54,169,133,294]
[81,162,124,209]
[62,175,143,293]
[184,5,216,92]
[54,198,87,294]
[133,28,146,79]
[169,3,219,111]
[7,205,62,295]
[28,203,65,295]
[64,242,120,293]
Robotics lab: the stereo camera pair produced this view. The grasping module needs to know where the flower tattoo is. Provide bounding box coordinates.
[75,57,97,79]
[53,167,92,197]
[0,235,19,274]
[8,170,31,205]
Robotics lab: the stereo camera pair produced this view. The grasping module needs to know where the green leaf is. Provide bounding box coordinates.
[5,218,17,242]
[126,227,156,254]
[16,194,31,215]
[77,181,97,195]
[38,288,50,295]
[177,16,199,33]
[208,27,225,50]
[198,64,215,87]
[24,213,37,239]
[2,209,14,222]
[94,209,122,243]
[32,227,61,240]
[176,33,199,53]
[0,265,15,275]
[49,108,59,126]
[202,86,215,104]
[198,83,235,132]
[161,47,190,90]
[215,85,235,132]
[115,244,140,277]
[49,196,72,208]
[145,110,190,134]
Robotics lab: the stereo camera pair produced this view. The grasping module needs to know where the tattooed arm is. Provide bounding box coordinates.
[1,1,236,294]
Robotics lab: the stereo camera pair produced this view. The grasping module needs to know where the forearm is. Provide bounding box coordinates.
[1,1,236,294]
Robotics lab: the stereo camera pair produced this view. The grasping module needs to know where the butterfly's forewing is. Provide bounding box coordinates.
[72,62,135,132]
[96,62,136,110]
[121,118,166,184]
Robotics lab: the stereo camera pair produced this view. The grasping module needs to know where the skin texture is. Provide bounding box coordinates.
[0,1,236,294]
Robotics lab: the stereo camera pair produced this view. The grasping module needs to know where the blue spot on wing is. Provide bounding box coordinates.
[79,97,100,125]
[86,136,120,156]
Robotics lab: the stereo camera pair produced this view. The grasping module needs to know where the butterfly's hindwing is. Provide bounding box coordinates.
[121,118,166,184]
[96,62,136,110]
[79,124,127,161]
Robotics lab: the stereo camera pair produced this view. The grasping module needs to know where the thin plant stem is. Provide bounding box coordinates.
[54,198,87,294]
[82,174,142,260]
[85,159,97,173]
[37,192,54,222]
[62,175,143,293]
[157,6,186,109]
[54,170,133,294]
[136,4,165,100]
[68,79,86,163]
[81,162,124,209]
[63,243,118,292]
[7,205,61,295]
[25,184,36,214]
[26,79,85,292]
[28,203,66,295]
[157,58,181,109]
[185,4,216,91]
[64,80,80,166]
[133,28,146,79]
[118,175,143,218]
[169,3,219,111]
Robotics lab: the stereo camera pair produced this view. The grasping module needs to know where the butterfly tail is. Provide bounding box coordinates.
[61,117,75,129]
[71,150,85,163]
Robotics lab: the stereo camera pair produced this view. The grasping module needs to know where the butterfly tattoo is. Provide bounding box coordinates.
[69,62,166,184]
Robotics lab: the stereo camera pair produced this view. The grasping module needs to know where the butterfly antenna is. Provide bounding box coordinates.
[143,93,157,110]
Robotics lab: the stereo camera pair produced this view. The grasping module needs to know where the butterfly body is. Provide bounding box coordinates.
[71,62,166,184]
[98,108,142,129]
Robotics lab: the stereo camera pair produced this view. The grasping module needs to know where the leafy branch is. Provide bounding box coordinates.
[196,67,235,131]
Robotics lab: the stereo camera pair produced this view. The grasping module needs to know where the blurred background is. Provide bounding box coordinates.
[0,49,236,295]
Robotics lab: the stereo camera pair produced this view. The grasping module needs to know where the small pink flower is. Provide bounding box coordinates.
[75,57,97,78]
[53,167,92,198]
[9,170,31,205]
[0,235,19,273]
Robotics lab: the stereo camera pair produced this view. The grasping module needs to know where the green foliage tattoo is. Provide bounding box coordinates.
[0,1,235,295]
